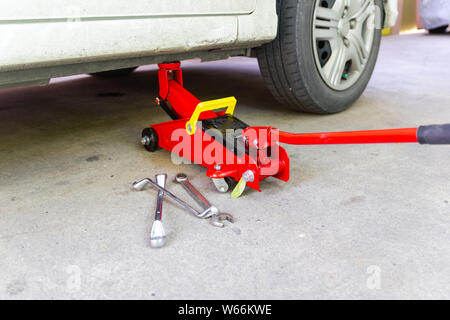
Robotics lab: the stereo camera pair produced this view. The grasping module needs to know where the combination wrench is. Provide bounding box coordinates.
[132,178,217,219]
[175,173,234,228]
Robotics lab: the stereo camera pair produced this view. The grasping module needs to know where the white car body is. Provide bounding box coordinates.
[0,0,397,90]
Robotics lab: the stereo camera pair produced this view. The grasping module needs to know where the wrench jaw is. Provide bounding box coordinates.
[175,173,235,227]
[209,213,234,228]
[188,194,235,227]
[194,206,220,219]
[218,213,234,223]
[175,173,188,183]
[150,220,167,248]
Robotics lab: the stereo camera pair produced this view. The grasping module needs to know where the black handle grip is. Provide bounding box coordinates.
[417,124,450,145]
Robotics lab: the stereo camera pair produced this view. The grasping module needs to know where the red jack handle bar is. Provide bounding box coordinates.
[278,124,450,145]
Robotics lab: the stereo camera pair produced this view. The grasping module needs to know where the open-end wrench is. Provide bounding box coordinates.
[175,173,234,228]
[150,174,167,248]
[132,178,217,219]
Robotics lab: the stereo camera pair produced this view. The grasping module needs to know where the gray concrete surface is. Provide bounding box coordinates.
[1,32,450,300]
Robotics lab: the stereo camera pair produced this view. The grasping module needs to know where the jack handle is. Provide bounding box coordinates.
[186,97,237,135]
[417,124,450,145]
[276,124,450,145]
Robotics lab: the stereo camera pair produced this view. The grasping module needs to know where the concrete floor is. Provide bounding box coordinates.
[1,32,450,299]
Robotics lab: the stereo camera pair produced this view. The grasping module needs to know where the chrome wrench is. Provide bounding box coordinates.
[175,173,234,228]
[132,178,217,219]
[150,174,167,248]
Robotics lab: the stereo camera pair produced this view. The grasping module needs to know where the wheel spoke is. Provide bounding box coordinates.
[315,27,338,40]
[347,38,363,72]
[323,39,348,87]
[348,32,368,61]
[315,18,338,29]
[351,0,373,23]
[314,7,340,40]
[315,6,341,22]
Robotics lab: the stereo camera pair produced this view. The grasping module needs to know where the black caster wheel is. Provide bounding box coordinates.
[141,127,159,152]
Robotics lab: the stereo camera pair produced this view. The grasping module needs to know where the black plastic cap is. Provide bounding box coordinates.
[417,124,450,145]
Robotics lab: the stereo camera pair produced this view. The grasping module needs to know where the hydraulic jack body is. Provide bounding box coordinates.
[141,62,450,198]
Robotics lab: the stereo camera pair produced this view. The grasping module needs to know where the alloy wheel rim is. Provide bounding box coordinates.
[312,0,377,91]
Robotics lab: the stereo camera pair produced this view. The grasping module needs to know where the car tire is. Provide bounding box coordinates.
[90,67,138,78]
[257,0,384,114]
[428,25,448,34]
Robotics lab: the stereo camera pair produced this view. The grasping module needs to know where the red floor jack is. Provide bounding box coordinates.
[141,62,450,198]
